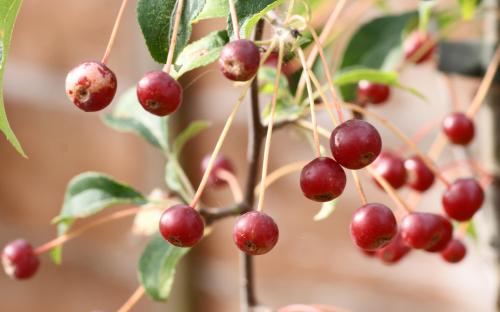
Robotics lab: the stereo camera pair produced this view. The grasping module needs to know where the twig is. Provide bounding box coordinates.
[117,286,146,312]
[163,0,185,73]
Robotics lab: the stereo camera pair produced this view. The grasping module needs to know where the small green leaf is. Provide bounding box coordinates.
[137,0,206,63]
[339,11,418,101]
[193,0,228,22]
[313,199,338,221]
[262,98,304,125]
[102,87,169,151]
[258,67,290,95]
[174,120,211,155]
[466,220,477,240]
[418,0,436,31]
[229,0,285,39]
[0,0,25,157]
[139,234,189,301]
[459,0,479,20]
[334,68,399,86]
[172,30,229,79]
[51,172,147,264]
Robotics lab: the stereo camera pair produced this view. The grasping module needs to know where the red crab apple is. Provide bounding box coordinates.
[219,39,260,81]
[159,204,204,247]
[441,238,467,263]
[233,211,279,255]
[357,80,391,105]
[371,151,407,190]
[405,155,435,192]
[2,239,40,280]
[300,157,346,202]
[442,178,484,221]
[442,112,475,145]
[350,203,397,250]
[200,154,235,187]
[136,70,183,116]
[400,212,452,250]
[404,31,436,64]
[65,61,117,112]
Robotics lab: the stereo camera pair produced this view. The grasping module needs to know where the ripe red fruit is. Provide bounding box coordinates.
[264,52,294,76]
[442,112,475,145]
[441,239,467,263]
[2,239,40,280]
[400,213,452,250]
[159,204,204,247]
[330,119,382,170]
[350,203,397,250]
[233,211,279,255]
[136,71,183,116]
[404,31,436,64]
[356,80,391,105]
[424,217,453,252]
[404,155,435,192]
[65,61,117,112]
[200,154,235,187]
[442,178,484,221]
[376,232,411,264]
[300,157,346,202]
[219,39,260,81]
[371,151,407,190]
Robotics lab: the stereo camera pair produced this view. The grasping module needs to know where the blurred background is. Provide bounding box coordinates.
[0,0,497,311]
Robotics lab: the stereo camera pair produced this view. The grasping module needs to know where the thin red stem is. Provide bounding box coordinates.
[101,0,129,64]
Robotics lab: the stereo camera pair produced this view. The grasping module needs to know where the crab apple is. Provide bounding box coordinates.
[404,31,436,64]
[65,61,117,112]
[371,151,407,190]
[330,119,382,170]
[2,239,40,280]
[200,154,235,187]
[400,213,452,250]
[300,157,346,202]
[136,71,183,116]
[376,232,411,264]
[404,155,435,192]
[424,217,453,252]
[350,203,397,250]
[441,239,467,263]
[442,112,475,145]
[356,80,391,105]
[219,39,260,81]
[442,178,484,221]
[233,211,279,255]
[159,204,204,247]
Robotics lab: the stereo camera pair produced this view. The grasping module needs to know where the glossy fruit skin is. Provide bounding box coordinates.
[2,239,40,280]
[424,217,453,252]
[442,178,484,221]
[357,80,391,105]
[219,39,260,81]
[350,203,397,250]
[330,119,382,170]
[376,232,411,264]
[233,211,279,255]
[300,157,346,202]
[441,239,467,263]
[404,31,436,64]
[137,71,183,116]
[65,61,117,112]
[400,213,452,250]
[159,204,204,247]
[372,151,407,190]
[200,154,235,187]
[404,155,435,192]
[442,112,475,145]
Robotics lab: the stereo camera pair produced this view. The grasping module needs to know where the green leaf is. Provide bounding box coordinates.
[334,68,399,86]
[229,0,285,39]
[172,30,229,79]
[459,0,479,20]
[262,98,304,125]
[51,172,147,264]
[258,67,290,95]
[102,87,169,151]
[339,11,418,101]
[466,220,477,240]
[173,120,211,155]
[139,234,189,301]
[193,0,228,22]
[313,199,338,221]
[0,0,25,157]
[137,0,205,63]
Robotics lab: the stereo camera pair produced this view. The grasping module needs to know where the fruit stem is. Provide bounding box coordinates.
[190,82,250,208]
[306,24,344,122]
[256,40,285,212]
[217,169,244,202]
[305,66,338,126]
[297,48,321,158]
[101,0,129,64]
[228,0,240,40]
[117,285,146,312]
[366,166,412,214]
[294,0,347,102]
[466,45,500,117]
[254,160,309,196]
[34,206,142,255]
[163,0,185,74]
[351,170,367,205]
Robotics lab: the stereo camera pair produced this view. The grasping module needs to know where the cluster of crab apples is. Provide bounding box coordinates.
[0,31,480,281]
